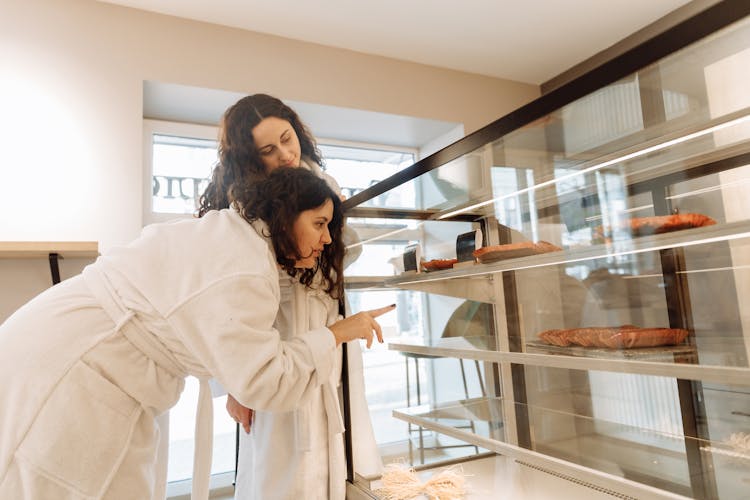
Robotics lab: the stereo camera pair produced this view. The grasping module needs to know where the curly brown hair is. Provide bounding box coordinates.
[198,94,322,216]
[241,167,344,298]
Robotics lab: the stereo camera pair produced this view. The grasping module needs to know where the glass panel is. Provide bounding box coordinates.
[361,15,750,231]
[350,13,750,499]
[522,235,750,369]
[345,288,493,470]
[361,149,489,211]
[344,217,424,276]
[387,232,750,369]
[344,288,419,469]
[351,219,477,273]
[395,369,750,499]
[319,143,415,200]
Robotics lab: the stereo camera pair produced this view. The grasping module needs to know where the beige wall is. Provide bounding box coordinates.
[0,0,538,251]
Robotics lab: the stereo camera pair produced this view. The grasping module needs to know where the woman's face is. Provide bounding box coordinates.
[252,116,302,173]
[291,198,334,269]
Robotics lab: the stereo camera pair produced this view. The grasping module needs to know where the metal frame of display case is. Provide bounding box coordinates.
[342,2,750,499]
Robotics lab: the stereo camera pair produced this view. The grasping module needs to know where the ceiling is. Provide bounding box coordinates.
[99,0,692,85]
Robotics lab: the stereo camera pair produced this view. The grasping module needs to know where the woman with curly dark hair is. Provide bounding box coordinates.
[199,93,323,215]
[199,95,380,500]
[0,167,390,500]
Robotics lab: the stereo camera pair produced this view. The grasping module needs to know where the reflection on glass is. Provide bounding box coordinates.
[396,375,750,500]
[352,14,750,499]
[320,143,415,202]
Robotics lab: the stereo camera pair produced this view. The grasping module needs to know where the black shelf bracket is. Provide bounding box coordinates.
[48,252,61,285]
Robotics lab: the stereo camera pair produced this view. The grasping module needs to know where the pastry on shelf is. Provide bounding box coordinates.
[472,240,561,263]
[628,213,716,236]
[420,258,458,271]
[537,325,689,349]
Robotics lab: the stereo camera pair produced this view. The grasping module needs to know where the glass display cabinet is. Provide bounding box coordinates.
[342,2,750,499]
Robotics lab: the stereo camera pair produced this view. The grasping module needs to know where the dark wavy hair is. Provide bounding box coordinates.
[198,94,322,216]
[242,167,344,298]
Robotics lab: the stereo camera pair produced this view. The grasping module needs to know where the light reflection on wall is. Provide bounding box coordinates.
[0,73,93,238]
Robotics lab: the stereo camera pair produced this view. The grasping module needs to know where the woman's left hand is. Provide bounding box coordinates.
[226,394,254,434]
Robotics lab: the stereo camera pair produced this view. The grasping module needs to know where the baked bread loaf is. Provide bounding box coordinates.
[421,258,458,271]
[473,241,561,263]
[537,325,689,349]
[629,213,716,236]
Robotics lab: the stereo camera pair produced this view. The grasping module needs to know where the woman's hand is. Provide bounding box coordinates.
[226,394,254,434]
[328,304,395,348]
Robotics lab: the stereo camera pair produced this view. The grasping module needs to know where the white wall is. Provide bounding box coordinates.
[0,258,95,323]
[0,0,539,251]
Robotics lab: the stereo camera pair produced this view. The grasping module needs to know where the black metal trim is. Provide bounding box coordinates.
[233,423,239,486]
[48,253,61,285]
[341,342,354,483]
[343,0,750,212]
[346,206,480,222]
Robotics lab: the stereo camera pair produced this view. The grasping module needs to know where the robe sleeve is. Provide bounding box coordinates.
[166,273,336,411]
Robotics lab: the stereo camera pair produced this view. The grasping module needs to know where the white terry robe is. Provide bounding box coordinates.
[0,209,336,500]
[201,159,378,500]
[235,272,342,500]
[232,272,382,500]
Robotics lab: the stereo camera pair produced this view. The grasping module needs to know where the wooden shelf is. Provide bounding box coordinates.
[0,241,99,259]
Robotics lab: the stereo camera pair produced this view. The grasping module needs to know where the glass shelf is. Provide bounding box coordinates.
[384,220,750,286]
[388,338,750,387]
[393,396,748,499]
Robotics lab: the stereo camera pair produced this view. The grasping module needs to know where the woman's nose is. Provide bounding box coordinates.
[322,227,332,244]
[279,146,294,164]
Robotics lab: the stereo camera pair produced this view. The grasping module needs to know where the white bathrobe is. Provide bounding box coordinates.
[220,158,379,500]
[0,209,337,500]
[231,272,382,500]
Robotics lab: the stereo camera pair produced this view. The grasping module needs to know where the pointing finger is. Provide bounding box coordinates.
[366,304,396,318]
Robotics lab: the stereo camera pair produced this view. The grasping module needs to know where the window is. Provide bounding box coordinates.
[142,119,218,225]
[319,140,416,199]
